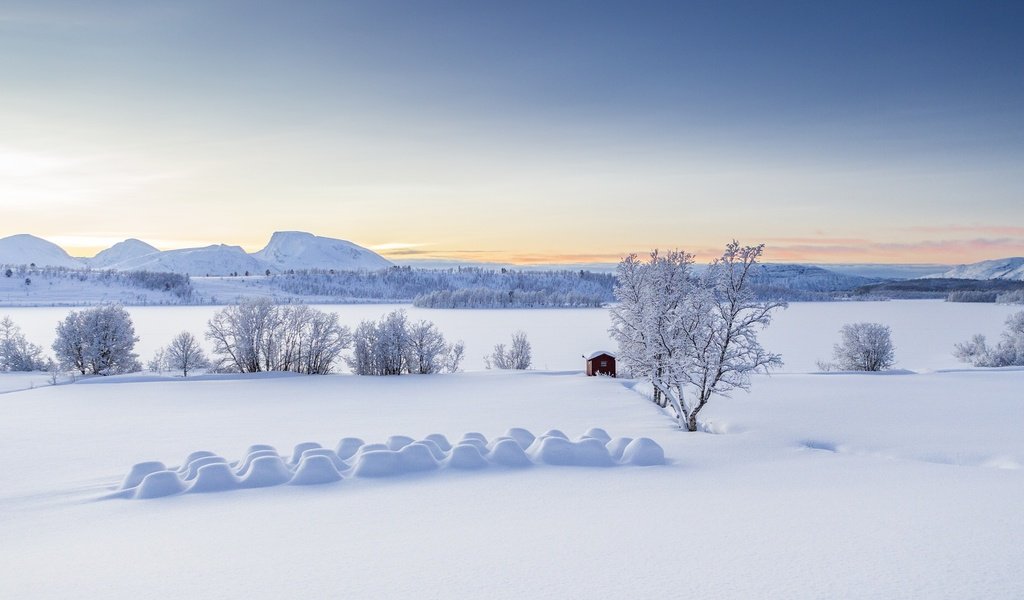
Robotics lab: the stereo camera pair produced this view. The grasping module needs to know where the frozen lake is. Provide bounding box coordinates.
[1,300,1020,373]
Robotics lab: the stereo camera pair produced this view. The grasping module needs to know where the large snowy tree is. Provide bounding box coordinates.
[610,242,784,431]
[52,304,141,375]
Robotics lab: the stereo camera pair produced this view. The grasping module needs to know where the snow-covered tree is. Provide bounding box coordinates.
[830,322,896,371]
[52,304,141,375]
[486,331,532,370]
[205,300,350,374]
[955,310,1024,367]
[610,242,784,431]
[346,310,459,375]
[164,331,209,377]
[0,316,52,371]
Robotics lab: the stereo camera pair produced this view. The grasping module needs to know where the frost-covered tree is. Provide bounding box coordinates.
[829,322,896,371]
[52,304,141,375]
[346,310,459,375]
[205,300,350,374]
[0,316,52,371]
[610,242,784,431]
[954,311,1024,367]
[486,331,532,370]
[164,331,209,377]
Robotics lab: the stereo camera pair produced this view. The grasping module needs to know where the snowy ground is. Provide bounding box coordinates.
[1,301,1022,598]
[1,369,1021,599]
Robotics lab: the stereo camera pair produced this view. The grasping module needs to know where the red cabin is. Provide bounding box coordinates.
[585,351,616,377]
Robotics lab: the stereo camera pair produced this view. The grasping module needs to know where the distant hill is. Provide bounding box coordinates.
[87,238,159,269]
[112,244,269,276]
[0,234,83,269]
[252,231,392,272]
[921,257,1024,281]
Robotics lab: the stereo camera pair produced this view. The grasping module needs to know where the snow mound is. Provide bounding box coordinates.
[135,471,186,499]
[335,437,365,460]
[112,428,666,500]
[386,435,416,451]
[182,456,228,480]
[488,439,533,468]
[120,461,167,490]
[424,433,452,451]
[448,443,489,469]
[289,442,322,465]
[620,438,666,466]
[290,455,343,485]
[606,437,634,461]
[504,427,535,449]
[188,463,239,493]
[239,456,294,488]
[352,450,402,478]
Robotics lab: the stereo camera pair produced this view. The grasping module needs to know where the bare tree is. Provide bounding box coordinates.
[165,331,210,377]
[955,311,1024,367]
[486,331,532,370]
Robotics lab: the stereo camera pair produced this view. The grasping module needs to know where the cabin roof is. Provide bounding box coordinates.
[587,351,616,360]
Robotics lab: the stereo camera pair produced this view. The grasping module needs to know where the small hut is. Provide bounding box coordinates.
[585,351,616,377]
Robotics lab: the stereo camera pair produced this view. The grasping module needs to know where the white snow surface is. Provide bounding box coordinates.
[922,256,1024,280]
[0,234,82,269]
[252,230,392,272]
[1,367,1022,599]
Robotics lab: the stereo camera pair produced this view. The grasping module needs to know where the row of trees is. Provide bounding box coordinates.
[348,310,464,375]
[610,242,785,431]
[206,300,353,374]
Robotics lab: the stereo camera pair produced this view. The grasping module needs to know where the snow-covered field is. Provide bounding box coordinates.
[1,301,1022,598]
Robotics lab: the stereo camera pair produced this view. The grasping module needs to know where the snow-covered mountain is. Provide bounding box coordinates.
[252,231,392,272]
[921,257,1024,281]
[0,234,83,268]
[87,239,160,269]
[753,264,879,292]
[112,244,268,276]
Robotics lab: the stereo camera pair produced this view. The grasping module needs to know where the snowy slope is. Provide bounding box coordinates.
[112,244,267,276]
[87,239,159,269]
[252,231,392,272]
[0,234,83,268]
[754,263,878,291]
[923,257,1024,280]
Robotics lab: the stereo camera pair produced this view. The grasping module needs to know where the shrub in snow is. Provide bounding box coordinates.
[0,316,53,372]
[826,322,896,371]
[52,304,141,375]
[996,289,1024,304]
[954,311,1024,367]
[484,331,532,370]
[610,242,784,431]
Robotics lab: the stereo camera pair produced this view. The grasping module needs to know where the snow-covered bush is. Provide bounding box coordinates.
[828,322,896,371]
[0,316,52,371]
[347,310,463,375]
[954,311,1024,367]
[206,299,351,374]
[52,304,141,375]
[610,243,784,431]
[485,331,532,370]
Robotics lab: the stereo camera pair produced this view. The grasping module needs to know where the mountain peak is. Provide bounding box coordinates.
[254,232,391,271]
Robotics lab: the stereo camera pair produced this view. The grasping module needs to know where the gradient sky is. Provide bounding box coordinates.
[1,0,1022,263]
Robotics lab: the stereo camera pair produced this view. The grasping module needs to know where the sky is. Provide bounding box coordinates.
[1,0,1022,264]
